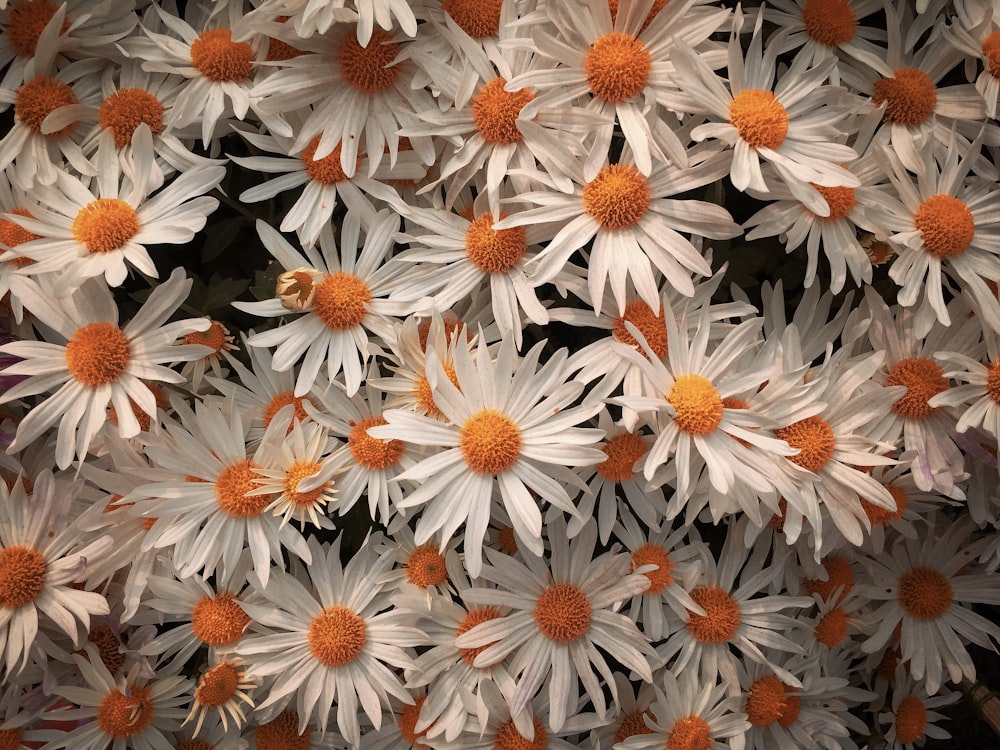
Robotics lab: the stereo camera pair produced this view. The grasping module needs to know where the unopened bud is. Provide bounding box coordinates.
[277,268,322,311]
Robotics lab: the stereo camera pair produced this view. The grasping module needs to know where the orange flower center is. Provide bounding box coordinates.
[895,695,928,744]
[630,542,674,594]
[873,67,937,126]
[195,661,241,707]
[983,31,1000,78]
[668,374,724,436]
[667,715,714,750]
[190,28,253,81]
[472,77,534,145]
[607,0,667,32]
[71,198,141,254]
[0,207,41,251]
[283,460,329,508]
[861,483,907,527]
[414,362,459,419]
[596,431,647,482]
[987,359,1000,403]
[913,194,975,259]
[455,605,503,667]
[97,686,154,739]
[256,710,312,750]
[417,317,469,351]
[266,18,305,62]
[183,320,231,358]
[614,710,655,743]
[108,381,168,432]
[87,625,124,673]
[262,391,312,428]
[349,415,405,469]
[337,26,400,93]
[398,695,430,748]
[534,582,591,643]
[465,213,527,273]
[15,75,78,137]
[65,322,131,386]
[613,300,668,359]
[459,408,522,475]
[0,729,23,750]
[191,591,250,646]
[686,586,740,644]
[312,271,371,330]
[405,544,449,588]
[442,0,502,38]
[809,184,857,221]
[215,460,270,518]
[497,525,519,555]
[494,718,547,750]
[777,415,836,472]
[729,89,788,149]
[886,357,948,418]
[585,32,651,103]
[99,88,165,148]
[583,163,651,230]
[300,137,357,184]
[7,0,68,57]
[0,545,46,608]
[746,675,800,728]
[308,605,367,667]
[175,741,213,750]
[802,0,858,47]
[804,555,854,601]
[814,606,849,648]
[898,566,952,620]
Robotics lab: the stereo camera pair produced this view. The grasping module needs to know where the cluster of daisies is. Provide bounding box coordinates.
[1,0,1000,748]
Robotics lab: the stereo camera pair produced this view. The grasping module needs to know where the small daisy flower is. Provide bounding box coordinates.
[932,325,1000,441]
[946,5,1000,118]
[236,535,424,745]
[184,655,258,736]
[457,518,656,732]
[247,709,329,750]
[248,0,417,44]
[879,666,959,750]
[177,317,237,393]
[0,268,211,469]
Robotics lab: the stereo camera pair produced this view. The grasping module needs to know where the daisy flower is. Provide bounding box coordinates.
[878,666,959,750]
[932,327,1000,441]
[40,644,192,750]
[368,335,606,576]
[177,317,237,394]
[236,535,424,745]
[495,146,740,316]
[3,126,225,291]
[859,519,1000,695]
[247,709,330,750]
[183,655,259,736]
[233,211,410,397]
[0,470,112,676]
[0,268,211,469]
[945,4,1000,118]
[247,0,417,44]
[615,667,750,750]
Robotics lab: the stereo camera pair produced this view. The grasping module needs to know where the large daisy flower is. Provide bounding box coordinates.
[368,335,605,576]
[0,268,211,469]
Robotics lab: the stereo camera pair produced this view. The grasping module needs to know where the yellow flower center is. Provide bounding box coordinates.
[300,137,356,184]
[0,545,46,609]
[465,213,528,273]
[612,300,667,359]
[898,566,952,620]
[895,695,928,744]
[337,26,400,93]
[282,460,329,508]
[583,164,651,230]
[405,544,449,589]
[191,592,250,646]
[861,483,907,527]
[97,686,154,739]
[668,374,724,436]
[312,271,371,330]
[65,322,131,387]
[729,89,789,149]
[0,207,41,254]
[7,0,68,57]
[534,582,591,643]
[15,75,78,136]
[459,408,522,475]
[414,362,459,419]
[803,555,854,601]
[667,715,714,750]
[215,460,270,518]
[98,88,165,148]
[777,415,836,472]
[585,32,651,103]
[107,381,168,432]
[802,0,858,47]
[190,28,253,81]
[630,542,674,594]
[746,675,800,728]
[349,415,405,469]
[873,67,937,126]
[262,391,312,428]
[195,661,241,707]
[886,357,949,418]
[442,0,502,38]
[596,431,647,482]
[983,31,1000,78]
[183,320,231,358]
[472,77,534,145]
[607,0,667,32]
[808,184,857,221]
[72,198,141,254]
[814,606,849,648]
[455,605,503,667]
[913,194,975,259]
[308,605,367,667]
[686,586,740,644]
[256,710,312,750]
[495,718,547,750]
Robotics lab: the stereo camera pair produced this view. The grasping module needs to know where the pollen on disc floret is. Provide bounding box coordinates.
[349,416,404,469]
[72,199,141,254]
[729,89,789,149]
[686,586,741,644]
[99,88,166,148]
[613,300,667,360]
[337,26,401,94]
[886,357,949,418]
[190,592,250,646]
[597,431,647,482]
[472,78,534,145]
[7,0,69,58]
[64,323,131,387]
[583,164,651,230]
[0,546,46,608]
[802,0,858,48]
[913,194,975,259]
[311,271,372,330]
[458,408,522,475]
[15,76,79,137]
[776,415,836,472]
[190,28,253,82]
[668,374,724,436]
[897,565,952,620]
[872,68,937,126]
[585,32,652,103]
[533,582,592,643]
[464,213,527,273]
[97,686,155,739]
[307,605,367,667]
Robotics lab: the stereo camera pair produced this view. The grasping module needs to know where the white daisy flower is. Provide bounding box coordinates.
[247,0,417,44]
[0,267,211,469]
[457,518,656,732]
[368,335,606,576]
[933,327,1000,441]
[184,654,259,737]
[246,708,332,750]
[879,665,960,750]
[945,4,1000,118]
[236,535,424,745]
